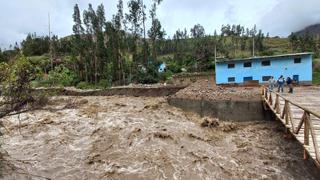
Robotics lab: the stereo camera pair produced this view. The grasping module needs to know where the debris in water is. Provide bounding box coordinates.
[63,98,89,109]
[153,132,173,140]
[220,122,237,132]
[201,117,219,128]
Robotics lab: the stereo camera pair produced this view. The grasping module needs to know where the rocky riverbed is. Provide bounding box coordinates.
[172,79,261,101]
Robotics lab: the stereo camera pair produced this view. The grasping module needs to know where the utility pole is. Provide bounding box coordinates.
[252,35,255,57]
[141,0,147,66]
[48,13,53,70]
[214,44,217,87]
[215,44,217,61]
[214,31,218,66]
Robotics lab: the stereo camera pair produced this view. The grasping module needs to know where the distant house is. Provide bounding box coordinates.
[158,63,166,73]
[215,52,313,85]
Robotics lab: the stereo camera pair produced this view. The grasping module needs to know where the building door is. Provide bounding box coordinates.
[293,75,299,83]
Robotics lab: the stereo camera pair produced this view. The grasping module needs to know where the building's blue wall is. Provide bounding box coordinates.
[215,54,312,84]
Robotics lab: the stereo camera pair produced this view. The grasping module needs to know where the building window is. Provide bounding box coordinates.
[244,62,252,67]
[228,77,235,82]
[261,60,271,66]
[294,58,301,63]
[243,76,253,81]
[228,63,235,69]
[262,76,272,81]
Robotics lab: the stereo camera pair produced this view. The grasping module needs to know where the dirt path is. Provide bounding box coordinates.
[1,96,319,179]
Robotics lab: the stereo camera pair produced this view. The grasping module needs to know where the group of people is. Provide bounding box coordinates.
[268,75,294,93]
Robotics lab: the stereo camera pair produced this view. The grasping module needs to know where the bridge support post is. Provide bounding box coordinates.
[284,100,290,134]
[275,94,280,114]
[304,113,310,160]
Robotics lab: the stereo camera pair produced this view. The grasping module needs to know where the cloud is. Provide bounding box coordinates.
[0,0,117,49]
[0,0,320,49]
[258,0,320,36]
[157,0,279,37]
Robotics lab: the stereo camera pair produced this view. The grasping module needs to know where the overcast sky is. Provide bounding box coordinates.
[1,0,320,49]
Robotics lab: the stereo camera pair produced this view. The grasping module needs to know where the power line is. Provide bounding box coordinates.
[48,12,53,71]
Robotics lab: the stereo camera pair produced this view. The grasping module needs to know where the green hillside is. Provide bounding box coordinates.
[1,2,319,87]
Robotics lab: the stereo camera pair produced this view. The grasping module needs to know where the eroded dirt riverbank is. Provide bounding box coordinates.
[1,96,319,179]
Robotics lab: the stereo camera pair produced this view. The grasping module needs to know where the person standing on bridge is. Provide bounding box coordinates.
[286,76,293,93]
[277,75,285,93]
[268,76,276,91]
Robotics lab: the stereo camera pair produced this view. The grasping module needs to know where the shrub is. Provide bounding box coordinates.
[0,54,47,118]
[31,79,51,88]
[167,62,182,73]
[28,55,51,71]
[134,65,159,84]
[159,70,173,82]
[76,81,93,89]
[98,79,111,89]
[0,62,9,83]
[48,65,76,86]
[260,49,274,56]
[1,55,35,105]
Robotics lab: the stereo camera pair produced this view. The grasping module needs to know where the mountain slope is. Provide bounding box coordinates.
[292,24,320,37]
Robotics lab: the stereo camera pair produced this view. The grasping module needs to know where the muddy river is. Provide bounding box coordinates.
[1,96,319,179]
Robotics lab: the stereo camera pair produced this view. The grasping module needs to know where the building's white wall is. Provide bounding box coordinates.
[215,55,312,84]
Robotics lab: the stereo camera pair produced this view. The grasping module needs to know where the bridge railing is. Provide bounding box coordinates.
[262,87,320,163]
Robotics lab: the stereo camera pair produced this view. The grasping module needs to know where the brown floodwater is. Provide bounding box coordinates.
[1,96,319,179]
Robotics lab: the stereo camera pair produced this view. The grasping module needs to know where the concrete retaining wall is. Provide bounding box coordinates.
[168,97,271,121]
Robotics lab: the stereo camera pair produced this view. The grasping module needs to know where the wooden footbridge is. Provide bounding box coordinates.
[262,86,320,167]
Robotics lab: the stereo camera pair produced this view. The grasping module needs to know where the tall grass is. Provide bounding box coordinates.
[313,71,320,84]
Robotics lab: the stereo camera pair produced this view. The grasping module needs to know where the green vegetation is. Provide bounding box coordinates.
[1,0,320,88]
[48,65,76,87]
[313,59,320,84]
[1,55,35,105]
[313,71,320,84]
[0,55,47,117]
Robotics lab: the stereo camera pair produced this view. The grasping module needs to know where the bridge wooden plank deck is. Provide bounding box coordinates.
[262,86,320,167]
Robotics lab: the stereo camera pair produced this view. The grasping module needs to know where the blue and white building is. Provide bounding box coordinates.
[215,52,313,85]
[158,63,166,73]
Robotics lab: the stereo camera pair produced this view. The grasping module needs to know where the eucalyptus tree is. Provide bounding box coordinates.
[83,3,107,85]
[83,4,96,82]
[190,24,206,69]
[125,0,144,65]
[190,24,205,38]
[250,25,257,56]
[173,29,188,64]
[72,4,86,80]
[148,0,165,63]
[289,33,299,52]
[112,0,126,84]
[95,4,107,84]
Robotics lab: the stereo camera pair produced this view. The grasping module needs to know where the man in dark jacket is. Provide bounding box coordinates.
[286,77,293,93]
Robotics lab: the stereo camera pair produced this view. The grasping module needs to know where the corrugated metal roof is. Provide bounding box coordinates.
[216,52,313,63]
